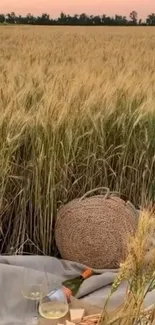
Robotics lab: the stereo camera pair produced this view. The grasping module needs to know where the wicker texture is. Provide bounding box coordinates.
[55,189,138,269]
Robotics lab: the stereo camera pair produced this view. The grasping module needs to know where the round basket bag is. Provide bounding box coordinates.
[55,188,138,269]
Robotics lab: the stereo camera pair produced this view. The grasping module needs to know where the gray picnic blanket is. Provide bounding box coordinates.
[0,255,155,324]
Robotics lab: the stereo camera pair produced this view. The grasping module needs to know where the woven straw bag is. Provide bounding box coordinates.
[55,188,138,269]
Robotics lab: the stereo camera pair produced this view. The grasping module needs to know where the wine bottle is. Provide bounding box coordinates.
[62,268,93,299]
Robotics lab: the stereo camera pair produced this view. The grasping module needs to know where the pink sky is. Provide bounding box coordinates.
[0,0,154,19]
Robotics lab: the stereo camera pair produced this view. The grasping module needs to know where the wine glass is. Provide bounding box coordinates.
[39,283,69,320]
[21,267,49,324]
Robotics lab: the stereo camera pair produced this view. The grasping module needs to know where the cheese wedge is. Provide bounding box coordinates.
[69,308,85,322]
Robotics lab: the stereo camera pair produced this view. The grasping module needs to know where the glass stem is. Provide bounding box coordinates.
[33,300,38,324]
[35,300,38,315]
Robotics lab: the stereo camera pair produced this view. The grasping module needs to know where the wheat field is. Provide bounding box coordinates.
[0,25,155,254]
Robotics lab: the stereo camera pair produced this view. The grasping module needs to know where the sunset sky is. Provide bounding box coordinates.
[0,0,154,19]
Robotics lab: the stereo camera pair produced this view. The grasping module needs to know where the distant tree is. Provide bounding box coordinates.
[146,13,155,25]
[42,13,50,24]
[6,12,16,23]
[92,15,101,25]
[79,13,89,25]
[58,12,67,25]
[101,14,106,25]
[66,15,73,25]
[72,14,79,25]
[115,15,127,25]
[129,10,138,24]
[36,13,50,25]
[26,13,34,24]
[0,14,5,23]
[105,16,115,25]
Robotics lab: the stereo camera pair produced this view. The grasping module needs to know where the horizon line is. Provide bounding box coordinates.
[0,10,154,20]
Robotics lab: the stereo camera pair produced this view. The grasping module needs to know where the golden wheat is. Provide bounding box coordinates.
[99,210,155,325]
[0,26,155,253]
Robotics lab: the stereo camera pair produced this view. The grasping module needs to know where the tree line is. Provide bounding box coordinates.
[0,11,155,26]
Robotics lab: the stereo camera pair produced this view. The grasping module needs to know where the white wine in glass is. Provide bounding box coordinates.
[22,284,42,301]
[22,268,48,324]
[39,286,69,320]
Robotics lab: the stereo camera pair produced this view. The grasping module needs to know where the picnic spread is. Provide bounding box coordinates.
[0,191,154,324]
[0,255,155,324]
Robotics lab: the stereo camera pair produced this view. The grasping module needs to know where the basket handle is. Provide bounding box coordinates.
[126,200,140,220]
[79,187,119,202]
[55,187,113,226]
